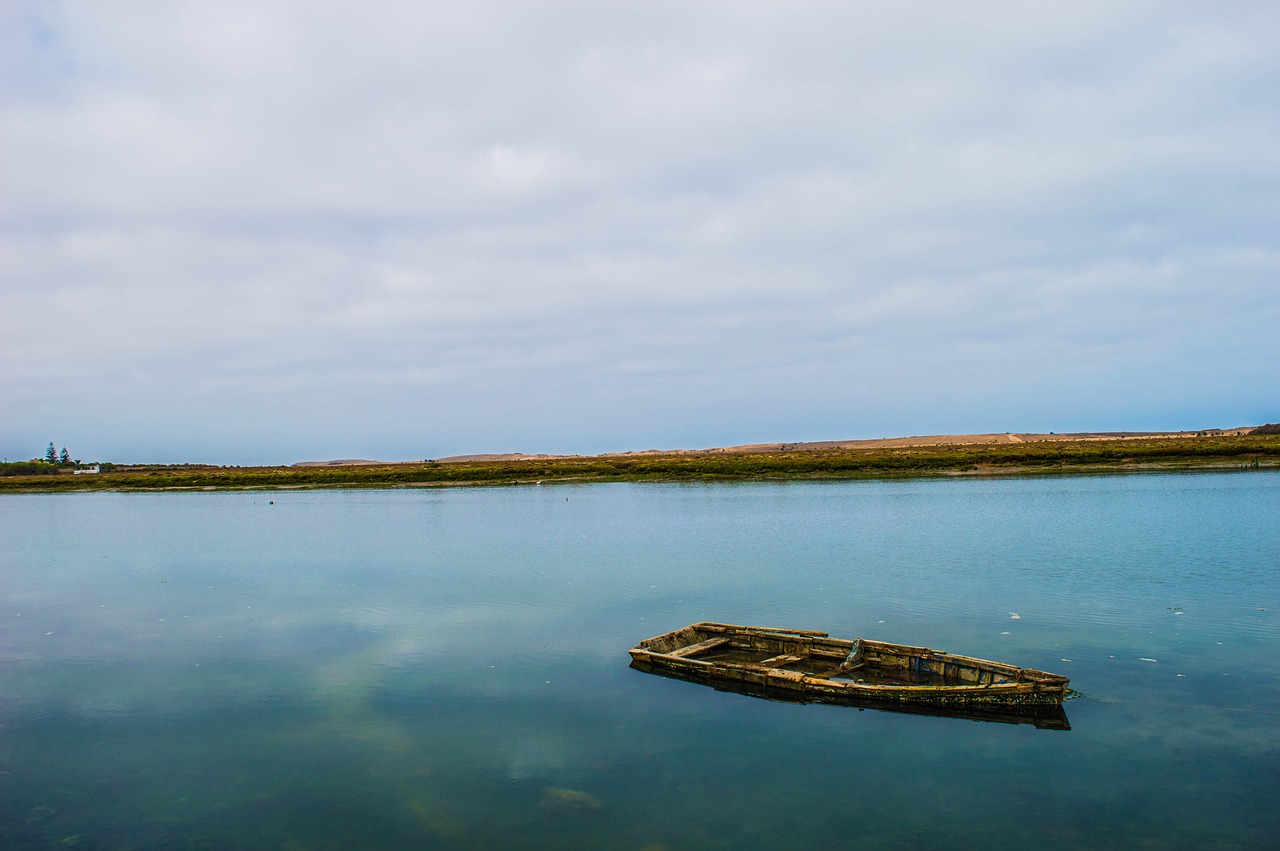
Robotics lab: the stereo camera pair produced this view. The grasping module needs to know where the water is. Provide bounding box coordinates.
[2,473,1277,849]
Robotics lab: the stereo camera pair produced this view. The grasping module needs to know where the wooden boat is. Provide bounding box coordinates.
[630,660,1071,729]
[630,622,1070,723]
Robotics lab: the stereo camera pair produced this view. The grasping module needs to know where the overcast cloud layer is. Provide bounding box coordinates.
[3,1,1277,464]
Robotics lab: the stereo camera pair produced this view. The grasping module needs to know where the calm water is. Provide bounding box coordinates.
[2,473,1277,849]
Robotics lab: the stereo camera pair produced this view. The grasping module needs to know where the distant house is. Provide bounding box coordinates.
[74,464,100,474]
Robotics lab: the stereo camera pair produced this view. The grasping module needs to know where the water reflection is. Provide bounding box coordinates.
[1,475,1277,849]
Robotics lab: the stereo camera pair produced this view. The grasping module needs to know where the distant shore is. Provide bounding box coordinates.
[2,430,1277,493]
[295,428,1263,466]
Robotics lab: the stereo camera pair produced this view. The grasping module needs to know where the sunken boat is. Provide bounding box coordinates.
[630,622,1070,725]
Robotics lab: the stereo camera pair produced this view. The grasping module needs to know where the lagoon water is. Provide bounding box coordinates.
[2,472,1278,849]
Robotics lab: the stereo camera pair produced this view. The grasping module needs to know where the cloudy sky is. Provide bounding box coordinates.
[2,1,1277,464]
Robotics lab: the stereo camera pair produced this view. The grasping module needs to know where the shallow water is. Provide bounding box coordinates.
[2,472,1277,849]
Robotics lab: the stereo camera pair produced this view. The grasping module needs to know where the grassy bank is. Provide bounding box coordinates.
[2,434,1278,493]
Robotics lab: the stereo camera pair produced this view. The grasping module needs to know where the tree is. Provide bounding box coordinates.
[45,442,57,464]
[59,447,70,464]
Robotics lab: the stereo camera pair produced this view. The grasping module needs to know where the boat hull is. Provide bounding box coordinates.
[630,622,1071,715]
[628,659,1071,730]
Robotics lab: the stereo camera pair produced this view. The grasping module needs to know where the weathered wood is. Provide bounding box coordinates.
[704,623,828,637]
[742,626,829,637]
[809,649,852,660]
[757,654,804,668]
[642,652,715,667]
[806,660,865,680]
[668,636,730,658]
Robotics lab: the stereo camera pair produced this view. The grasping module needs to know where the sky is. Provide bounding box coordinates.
[2,1,1277,465]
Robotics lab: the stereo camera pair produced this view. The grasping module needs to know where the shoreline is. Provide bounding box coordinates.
[2,433,1276,493]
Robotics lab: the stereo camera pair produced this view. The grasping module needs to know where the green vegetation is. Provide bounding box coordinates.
[14,440,81,474]
[1,434,1278,493]
[0,460,63,477]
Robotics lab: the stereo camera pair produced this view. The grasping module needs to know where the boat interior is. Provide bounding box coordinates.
[642,623,1060,688]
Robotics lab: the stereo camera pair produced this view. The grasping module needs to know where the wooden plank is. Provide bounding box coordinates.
[669,637,730,658]
[705,622,827,637]
[806,660,865,680]
[740,625,829,637]
[650,654,715,667]
[857,639,935,655]
[757,654,804,668]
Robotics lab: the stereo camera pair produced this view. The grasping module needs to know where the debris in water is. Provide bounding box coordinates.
[540,787,603,811]
[1140,658,1158,662]
[407,798,465,839]
[1009,613,1021,620]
